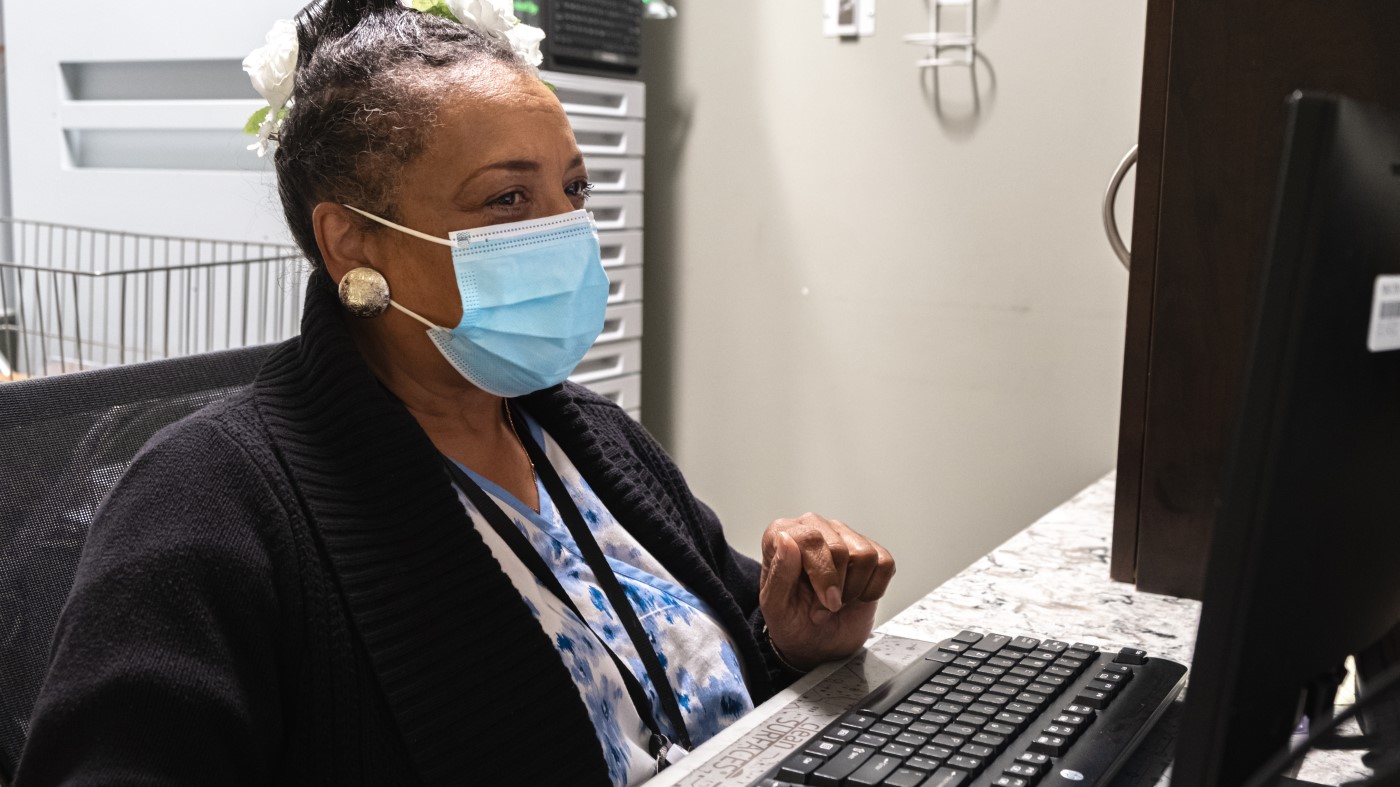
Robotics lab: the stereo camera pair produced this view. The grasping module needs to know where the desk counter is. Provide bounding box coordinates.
[651,473,1370,786]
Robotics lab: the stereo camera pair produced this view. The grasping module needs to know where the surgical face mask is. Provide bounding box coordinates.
[345,205,609,398]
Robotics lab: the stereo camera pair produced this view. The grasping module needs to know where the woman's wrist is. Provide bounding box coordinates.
[763,624,812,673]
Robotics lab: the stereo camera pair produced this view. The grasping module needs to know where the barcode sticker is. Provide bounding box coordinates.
[1368,275,1400,353]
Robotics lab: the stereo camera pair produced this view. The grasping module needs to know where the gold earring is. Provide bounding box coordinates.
[338,267,391,318]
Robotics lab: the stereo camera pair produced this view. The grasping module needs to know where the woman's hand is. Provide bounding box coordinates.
[758,513,895,671]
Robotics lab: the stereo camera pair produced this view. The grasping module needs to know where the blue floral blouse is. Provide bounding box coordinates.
[448,412,754,787]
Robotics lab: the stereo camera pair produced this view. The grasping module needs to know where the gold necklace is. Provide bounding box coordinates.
[502,401,538,482]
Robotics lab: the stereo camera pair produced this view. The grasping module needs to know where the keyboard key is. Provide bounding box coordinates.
[1076,689,1111,709]
[1016,751,1050,766]
[960,743,995,759]
[932,733,966,748]
[944,667,973,678]
[939,642,970,654]
[931,674,961,687]
[1026,682,1058,696]
[1087,679,1119,693]
[908,721,942,736]
[977,694,1010,707]
[1064,704,1096,718]
[810,745,874,786]
[1114,647,1148,665]
[927,650,957,664]
[921,711,954,725]
[934,701,966,715]
[895,731,929,747]
[895,702,928,716]
[908,692,942,705]
[988,683,1021,696]
[968,702,1000,716]
[841,713,877,730]
[870,722,903,737]
[953,656,982,669]
[907,754,944,771]
[1029,733,1069,756]
[964,649,994,660]
[846,753,903,786]
[923,766,971,787]
[946,692,977,705]
[1029,649,1058,661]
[945,723,978,738]
[1071,642,1100,653]
[954,683,987,696]
[1044,665,1075,678]
[1103,662,1134,677]
[1006,761,1042,778]
[988,656,1017,669]
[1009,667,1039,680]
[1054,713,1088,728]
[1019,658,1050,670]
[1037,674,1067,688]
[1007,702,1038,715]
[954,712,989,727]
[972,732,1007,751]
[881,742,917,758]
[979,634,1012,652]
[855,733,888,747]
[1007,636,1041,651]
[1044,723,1076,739]
[952,630,984,644]
[824,726,859,743]
[1014,692,1049,708]
[1055,656,1087,672]
[777,752,825,781]
[994,777,1029,787]
[994,711,1027,727]
[918,744,955,760]
[967,673,997,686]
[976,664,1008,678]
[1040,640,1069,653]
[885,768,931,787]
[986,721,1017,736]
[805,739,843,757]
[948,754,983,771]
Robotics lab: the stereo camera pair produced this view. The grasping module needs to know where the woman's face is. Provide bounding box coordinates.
[362,69,590,329]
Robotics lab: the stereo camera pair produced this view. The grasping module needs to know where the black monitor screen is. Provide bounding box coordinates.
[1172,92,1400,786]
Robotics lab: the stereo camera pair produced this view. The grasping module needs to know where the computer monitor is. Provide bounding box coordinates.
[1171,91,1400,786]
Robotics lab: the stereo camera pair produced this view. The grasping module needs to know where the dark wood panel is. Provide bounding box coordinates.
[1111,0,1176,585]
[1122,0,1400,598]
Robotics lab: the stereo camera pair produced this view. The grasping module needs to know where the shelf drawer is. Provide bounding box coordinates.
[546,71,645,119]
[588,194,642,231]
[606,265,643,305]
[596,302,642,345]
[599,230,642,269]
[583,156,643,193]
[581,373,641,410]
[570,338,641,384]
[568,116,645,157]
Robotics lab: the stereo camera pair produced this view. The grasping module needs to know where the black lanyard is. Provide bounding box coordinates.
[439,406,693,757]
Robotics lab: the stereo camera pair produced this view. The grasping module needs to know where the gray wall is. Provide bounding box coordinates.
[640,1,1145,622]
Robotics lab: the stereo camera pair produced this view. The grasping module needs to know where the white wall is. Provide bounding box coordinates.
[640,1,1145,622]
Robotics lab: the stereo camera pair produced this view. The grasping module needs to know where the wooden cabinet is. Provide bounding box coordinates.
[1111,0,1400,598]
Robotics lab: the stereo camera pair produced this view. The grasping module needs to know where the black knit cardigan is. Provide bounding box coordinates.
[17,271,800,786]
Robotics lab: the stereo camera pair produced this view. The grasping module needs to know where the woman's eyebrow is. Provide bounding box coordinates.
[457,155,588,188]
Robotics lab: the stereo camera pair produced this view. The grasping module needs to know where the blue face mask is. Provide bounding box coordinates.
[345,206,610,398]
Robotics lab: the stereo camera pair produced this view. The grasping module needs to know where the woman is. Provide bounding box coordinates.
[16,1,894,784]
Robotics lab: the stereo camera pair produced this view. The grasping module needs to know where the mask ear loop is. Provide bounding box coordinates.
[342,204,458,248]
[340,205,455,330]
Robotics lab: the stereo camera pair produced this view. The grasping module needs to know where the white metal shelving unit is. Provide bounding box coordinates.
[543,70,646,422]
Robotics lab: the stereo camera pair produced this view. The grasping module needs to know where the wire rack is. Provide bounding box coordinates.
[0,219,307,380]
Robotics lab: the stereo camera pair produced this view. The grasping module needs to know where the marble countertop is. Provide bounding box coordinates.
[649,472,1372,786]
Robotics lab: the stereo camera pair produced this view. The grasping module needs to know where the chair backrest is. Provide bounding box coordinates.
[0,344,274,784]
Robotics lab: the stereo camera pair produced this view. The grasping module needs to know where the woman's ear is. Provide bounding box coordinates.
[312,202,372,285]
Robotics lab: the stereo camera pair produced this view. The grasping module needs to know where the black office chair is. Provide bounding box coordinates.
[0,344,274,785]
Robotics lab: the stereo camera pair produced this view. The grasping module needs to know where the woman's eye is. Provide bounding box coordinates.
[566,180,595,200]
[490,191,525,206]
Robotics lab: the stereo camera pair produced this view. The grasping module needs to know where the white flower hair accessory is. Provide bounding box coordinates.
[242,19,299,157]
[242,1,547,155]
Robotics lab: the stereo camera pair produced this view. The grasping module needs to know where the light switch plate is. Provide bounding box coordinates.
[824,0,875,38]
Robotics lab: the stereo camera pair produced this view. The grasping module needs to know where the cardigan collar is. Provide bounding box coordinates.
[253,271,610,785]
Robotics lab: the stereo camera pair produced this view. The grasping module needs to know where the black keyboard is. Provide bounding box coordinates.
[750,630,1186,787]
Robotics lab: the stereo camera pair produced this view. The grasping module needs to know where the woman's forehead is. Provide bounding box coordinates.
[426,76,576,163]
